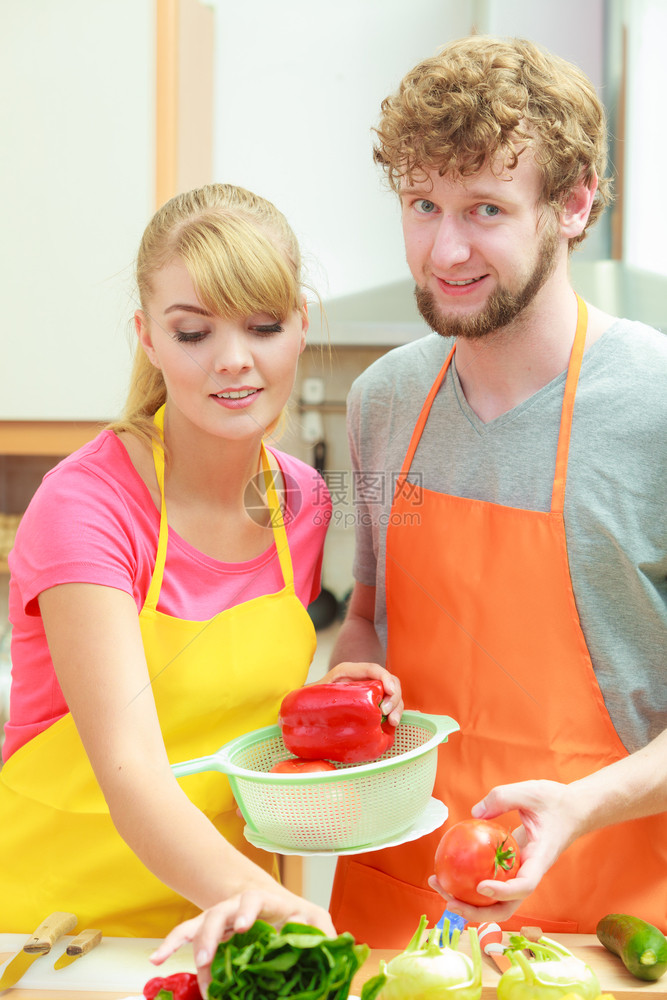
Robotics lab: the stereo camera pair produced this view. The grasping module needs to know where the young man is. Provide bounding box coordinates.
[329,36,667,947]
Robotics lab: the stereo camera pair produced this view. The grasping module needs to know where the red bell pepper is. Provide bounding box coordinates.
[143,972,202,1000]
[278,679,395,763]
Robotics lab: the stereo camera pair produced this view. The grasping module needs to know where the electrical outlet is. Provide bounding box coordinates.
[302,410,324,443]
[301,377,325,405]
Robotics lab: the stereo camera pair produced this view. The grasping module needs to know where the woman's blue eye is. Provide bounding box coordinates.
[415,199,437,214]
[478,204,500,217]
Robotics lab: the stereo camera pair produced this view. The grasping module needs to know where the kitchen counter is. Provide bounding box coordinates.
[349,938,667,999]
[2,934,666,998]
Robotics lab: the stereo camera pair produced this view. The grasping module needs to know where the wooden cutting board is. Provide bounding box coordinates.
[0,934,194,995]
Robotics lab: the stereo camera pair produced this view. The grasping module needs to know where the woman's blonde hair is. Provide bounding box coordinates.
[374,35,613,247]
[111,183,304,443]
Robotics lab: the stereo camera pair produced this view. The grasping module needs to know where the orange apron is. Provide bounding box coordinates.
[331,297,667,946]
[0,411,316,934]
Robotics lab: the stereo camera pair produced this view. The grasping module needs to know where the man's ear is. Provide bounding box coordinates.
[135,310,160,368]
[560,170,598,240]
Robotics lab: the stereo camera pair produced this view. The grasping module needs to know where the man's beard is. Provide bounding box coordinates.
[414,223,560,340]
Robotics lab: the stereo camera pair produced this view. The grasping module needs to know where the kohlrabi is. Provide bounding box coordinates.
[497,933,601,1000]
[360,914,482,1000]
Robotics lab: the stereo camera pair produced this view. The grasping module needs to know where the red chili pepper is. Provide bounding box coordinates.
[143,972,202,1000]
[278,679,395,763]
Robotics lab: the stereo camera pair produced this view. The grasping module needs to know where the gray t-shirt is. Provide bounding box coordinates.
[348,317,667,754]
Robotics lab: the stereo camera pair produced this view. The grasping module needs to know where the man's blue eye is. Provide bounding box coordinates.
[416,199,437,214]
[478,204,500,217]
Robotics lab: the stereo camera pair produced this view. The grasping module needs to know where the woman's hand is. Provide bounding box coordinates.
[428,779,582,924]
[150,890,336,997]
[317,661,403,726]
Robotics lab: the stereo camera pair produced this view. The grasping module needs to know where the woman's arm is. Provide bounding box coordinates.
[38,582,335,928]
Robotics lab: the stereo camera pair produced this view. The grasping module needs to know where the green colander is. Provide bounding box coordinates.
[171,711,459,853]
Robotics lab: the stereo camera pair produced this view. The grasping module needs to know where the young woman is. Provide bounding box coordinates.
[1,183,402,935]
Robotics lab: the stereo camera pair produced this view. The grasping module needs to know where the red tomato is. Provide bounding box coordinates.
[269,758,337,774]
[434,819,521,906]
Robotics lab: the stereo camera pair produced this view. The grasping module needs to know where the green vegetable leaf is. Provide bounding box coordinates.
[208,919,368,1000]
[360,971,388,1000]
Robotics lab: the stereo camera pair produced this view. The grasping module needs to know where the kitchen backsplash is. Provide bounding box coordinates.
[276,344,388,603]
[280,345,386,466]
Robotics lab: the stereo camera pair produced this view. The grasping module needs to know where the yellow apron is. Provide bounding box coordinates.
[0,412,316,934]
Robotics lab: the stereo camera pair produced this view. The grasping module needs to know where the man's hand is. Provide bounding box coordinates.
[429,779,582,923]
[318,660,403,727]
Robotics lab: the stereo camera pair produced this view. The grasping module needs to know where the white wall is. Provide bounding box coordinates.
[0,1,154,420]
[481,0,606,91]
[211,0,611,302]
[623,0,667,275]
[1,1,619,420]
[211,0,476,301]
[480,0,610,263]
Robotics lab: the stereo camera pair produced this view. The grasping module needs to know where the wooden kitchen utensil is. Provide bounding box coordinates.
[521,925,544,942]
[0,911,76,992]
[53,928,102,971]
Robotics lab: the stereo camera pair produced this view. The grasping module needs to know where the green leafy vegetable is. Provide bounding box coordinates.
[208,919,368,1000]
[497,933,601,1000]
[360,914,482,1000]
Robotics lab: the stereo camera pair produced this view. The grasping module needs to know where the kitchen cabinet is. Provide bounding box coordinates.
[0,422,103,574]
[0,0,154,562]
[308,279,431,348]
[0,0,215,567]
[1,0,213,422]
[1,1,153,422]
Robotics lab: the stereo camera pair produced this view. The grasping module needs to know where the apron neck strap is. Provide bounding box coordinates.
[144,406,169,612]
[551,293,587,513]
[394,294,588,513]
[259,445,295,590]
[144,406,294,613]
[396,344,457,488]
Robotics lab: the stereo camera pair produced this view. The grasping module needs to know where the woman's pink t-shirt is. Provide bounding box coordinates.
[5,430,331,761]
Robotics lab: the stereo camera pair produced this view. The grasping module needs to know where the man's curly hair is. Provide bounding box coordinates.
[374,36,613,247]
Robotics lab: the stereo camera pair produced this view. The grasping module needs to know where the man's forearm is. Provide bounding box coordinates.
[330,613,385,668]
[569,727,667,838]
[329,581,385,668]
